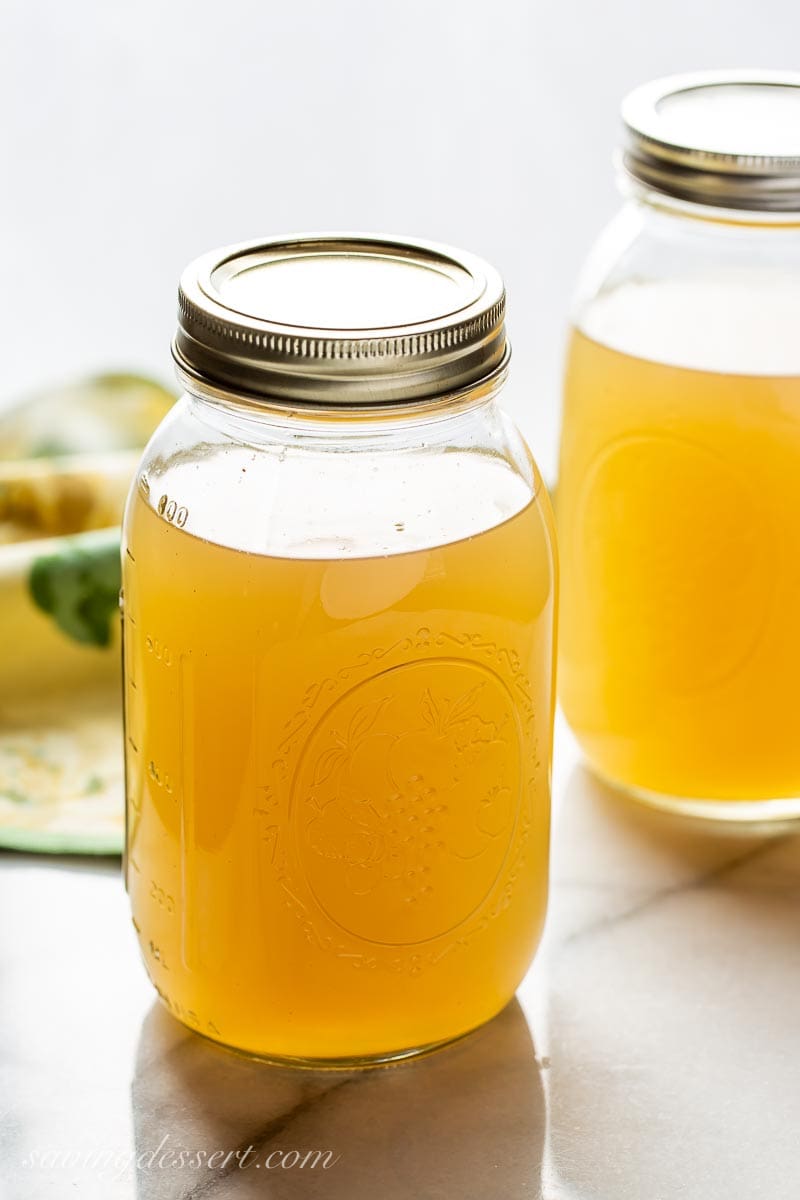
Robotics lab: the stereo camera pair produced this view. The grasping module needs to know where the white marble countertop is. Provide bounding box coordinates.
[3,721,799,1199]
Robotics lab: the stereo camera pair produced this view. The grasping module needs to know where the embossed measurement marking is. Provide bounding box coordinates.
[157,494,189,528]
[145,635,173,666]
[150,879,175,913]
[148,939,169,970]
[148,979,221,1037]
[148,760,173,795]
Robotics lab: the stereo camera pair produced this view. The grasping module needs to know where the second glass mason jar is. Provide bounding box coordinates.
[559,72,800,820]
[122,235,557,1064]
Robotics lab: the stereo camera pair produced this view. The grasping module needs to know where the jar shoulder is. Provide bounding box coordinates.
[127,396,551,560]
[572,203,800,374]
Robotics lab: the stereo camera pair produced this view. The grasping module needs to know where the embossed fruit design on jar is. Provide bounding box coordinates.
[298,662,522,945]
[122,235,557,1063]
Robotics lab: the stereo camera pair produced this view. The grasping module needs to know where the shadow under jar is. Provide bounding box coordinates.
[122,235,557,1064]
[558,72,800,821]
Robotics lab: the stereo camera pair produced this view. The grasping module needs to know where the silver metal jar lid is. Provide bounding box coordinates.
[620,71,800,212]
[173,234,507,406]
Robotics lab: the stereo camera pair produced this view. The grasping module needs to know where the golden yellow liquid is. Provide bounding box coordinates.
[123,486,555,1061]
[559,327,800,803]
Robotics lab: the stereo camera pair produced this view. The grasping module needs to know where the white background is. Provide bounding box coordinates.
[3,0,799,476]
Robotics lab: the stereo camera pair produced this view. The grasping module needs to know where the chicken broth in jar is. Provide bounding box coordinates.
[123,235,557,1062]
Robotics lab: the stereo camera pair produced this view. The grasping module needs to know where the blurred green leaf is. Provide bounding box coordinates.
[28,539,121,647]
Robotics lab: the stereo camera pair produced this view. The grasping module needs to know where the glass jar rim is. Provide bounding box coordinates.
[179,349,511,424]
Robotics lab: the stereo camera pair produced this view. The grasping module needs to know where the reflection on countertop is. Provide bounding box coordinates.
[2,725,800,1199]
[133,998,544,1199]
[541,760,800,1200]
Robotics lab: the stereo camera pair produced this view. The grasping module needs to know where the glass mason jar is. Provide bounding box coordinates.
[122,235,557,1064]
[558,72,800,821]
